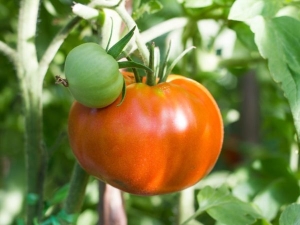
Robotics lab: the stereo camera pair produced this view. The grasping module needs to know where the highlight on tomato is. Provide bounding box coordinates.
[68,70,223,195]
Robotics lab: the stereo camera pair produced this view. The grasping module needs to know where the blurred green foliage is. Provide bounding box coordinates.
[1,0,300,224]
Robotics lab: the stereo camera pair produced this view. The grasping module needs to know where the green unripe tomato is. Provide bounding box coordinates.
[64,43,123,108]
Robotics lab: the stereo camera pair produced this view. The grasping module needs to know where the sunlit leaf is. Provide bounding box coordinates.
[250,16,300,140]
[229,0,284,21]
[231,157,300,221]
[253,179,295,220]
[183,186,262,225]
[279,204,300,225]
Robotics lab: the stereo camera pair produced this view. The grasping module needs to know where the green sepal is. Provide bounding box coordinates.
[126,56,142,83]
[105,17,114,52]
[158,42,171,83]
[118,61,152,72]
[107,26,136,59]
[117,78,126,107]
[161,46,196,83]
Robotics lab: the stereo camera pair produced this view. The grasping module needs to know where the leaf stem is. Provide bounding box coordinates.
[181,208,204,225]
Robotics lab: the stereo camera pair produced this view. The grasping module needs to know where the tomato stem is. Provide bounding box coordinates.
[146,42,156,86]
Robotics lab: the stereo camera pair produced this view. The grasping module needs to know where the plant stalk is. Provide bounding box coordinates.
[61,162,89,224]
[17,0,45,224]
[16,0,83,223]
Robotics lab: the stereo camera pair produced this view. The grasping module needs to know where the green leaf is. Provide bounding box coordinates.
[49,216,60,225]
[250,16,300,141]
[57,210,78,223]
[47,184,69,206]
[132,0,163,20]
[279,204,300,225]
[183,186,262,225]
[231,22,258,51]
[213,0,234,6]
[183,0,213,8]
[118,61,152,72]
[26,193,39,205]
[231,157,300,221]
[252,219,272,225]
[107,26,136,59]
[229,0,284,21]
[253,179,296,220]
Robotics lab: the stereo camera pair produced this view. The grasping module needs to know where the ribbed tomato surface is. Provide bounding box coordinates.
[68,74,223,195]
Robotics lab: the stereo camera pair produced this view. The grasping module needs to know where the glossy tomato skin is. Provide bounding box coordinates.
[68,74,223,195]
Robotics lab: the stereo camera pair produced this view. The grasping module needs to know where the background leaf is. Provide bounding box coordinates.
[229,0,283,21]
[279,204,300,225]
[250,16,300,141]
[133,0,163,20]
[183,0,213,8]
[191,186,262,225]
[231,157,300,221]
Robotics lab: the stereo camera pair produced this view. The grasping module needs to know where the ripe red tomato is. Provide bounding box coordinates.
[68,72,223,195]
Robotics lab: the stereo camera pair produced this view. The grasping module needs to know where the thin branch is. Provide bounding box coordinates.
[114,3,149,64]
[0,41,18,66]
[38,16,81,80]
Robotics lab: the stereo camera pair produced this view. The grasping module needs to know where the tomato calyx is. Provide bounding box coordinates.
[130,42,196,87]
